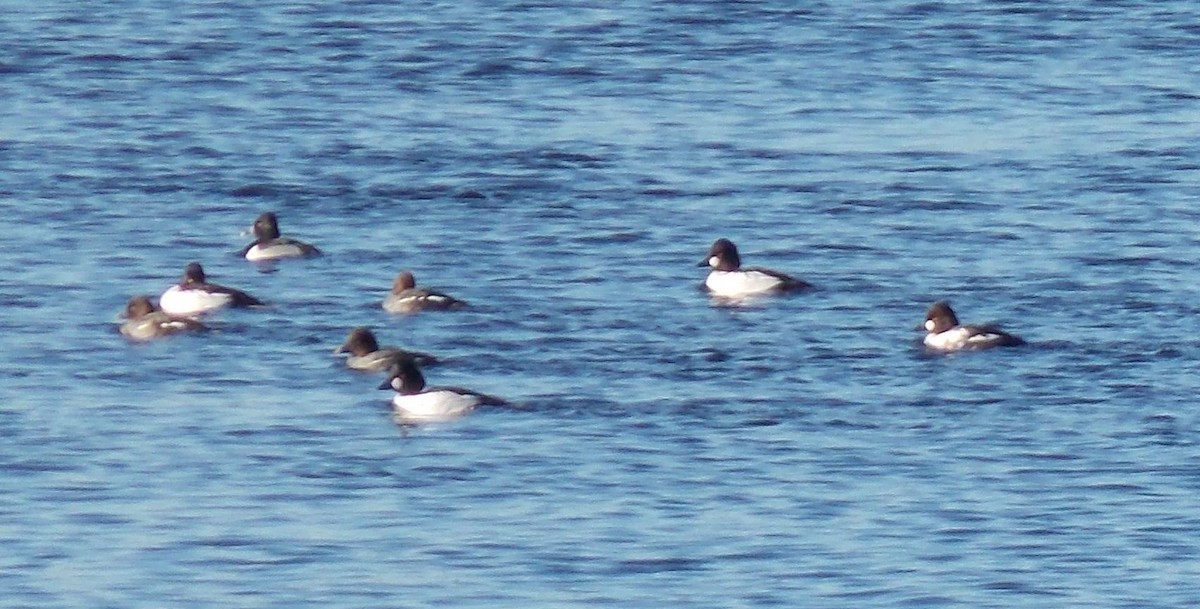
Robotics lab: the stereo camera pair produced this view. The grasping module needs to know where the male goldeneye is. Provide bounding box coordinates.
[119,295,206,341]
[698,238,810,297]
[922,301,1024,351]
[240,212,321,261]
[378,357,508,421]
[334,327,439,371]
[382,271,468,314]
[159,262,265,316]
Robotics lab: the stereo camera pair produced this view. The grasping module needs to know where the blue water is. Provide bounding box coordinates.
[3,1,1200,606]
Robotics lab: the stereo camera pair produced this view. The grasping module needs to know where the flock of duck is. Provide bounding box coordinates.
[120,212,1024,421]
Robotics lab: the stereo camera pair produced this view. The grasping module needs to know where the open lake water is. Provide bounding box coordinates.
[2,1,1200,606]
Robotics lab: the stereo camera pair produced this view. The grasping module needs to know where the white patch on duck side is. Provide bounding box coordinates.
[382,294,418,313]
[245,241,306,261]
[923,327,971,351]
[159,285,232,316]
[704,270,785,297]
[391,390,482,421]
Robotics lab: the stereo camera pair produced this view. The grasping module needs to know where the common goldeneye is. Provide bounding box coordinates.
[922,301,1025,351]
[699,238,810,297]
[334,327,439,371]
[159,262,265,316]
[382,271,468,314]
[240,212,321,261]
[378,357,508,421]
[119,295,207,341]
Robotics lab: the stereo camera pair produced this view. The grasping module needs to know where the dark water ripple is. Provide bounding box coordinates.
[3,0,1200,607]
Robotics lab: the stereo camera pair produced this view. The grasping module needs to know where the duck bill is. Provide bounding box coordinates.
[378,379,394,390]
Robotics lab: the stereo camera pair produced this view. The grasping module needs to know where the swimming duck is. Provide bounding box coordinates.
[159,262,265,316]
[119,295,207,341]
[382,271,468,314]
[698,238,811,297]
[240,212,321,261]
[334,327,439,371]
[922,301,1025,352]
[378,357,508,421]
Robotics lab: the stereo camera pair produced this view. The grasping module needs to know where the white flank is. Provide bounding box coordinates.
[245,242,303,261]
[704,270,783,297]
[391,390,481,421]
[160,285,231,316]
[924,327,970,350]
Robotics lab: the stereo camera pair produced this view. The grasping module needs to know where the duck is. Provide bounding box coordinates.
[119,295,207,341]
[240,212,321,261]
[698,238,810,298]
[159,262,265,316]
[382,271,468,314]
[922,301,1025,352]
[378,357,508,421]
[334,327,439,371]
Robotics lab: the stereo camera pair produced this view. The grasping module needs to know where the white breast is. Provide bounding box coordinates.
[159,285,231,316]
[391,390,481,421]
[704,270,784,297]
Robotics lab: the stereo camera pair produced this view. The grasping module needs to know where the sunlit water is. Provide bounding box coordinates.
[2,1,1200,607]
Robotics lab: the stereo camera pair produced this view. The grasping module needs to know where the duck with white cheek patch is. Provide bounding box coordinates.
[240,211,321,261]
[379,358,510,422]
[698,238,811,298]
[922,301,1024,352]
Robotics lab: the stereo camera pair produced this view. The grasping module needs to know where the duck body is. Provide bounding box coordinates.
[379,358,507,421]
[699,238,810,298]
[240,212,321,261]
[159,262,264,316]
[382,271,468,314]
[922,301,1024,352]
[120,295,206,341]
[335,327,438,371]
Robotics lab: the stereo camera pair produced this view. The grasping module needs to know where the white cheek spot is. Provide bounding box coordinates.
[924,320,935,331]
[709,256,720,267]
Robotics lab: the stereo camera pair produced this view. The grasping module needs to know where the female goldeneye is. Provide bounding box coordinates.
[378,357,508,421]
[119,295,207,341]
[159,262,265,316]
[334,327,439,371]
[922,301,1025,351]
[240,212,321,261]
[698,238,811,298]
[382,271,468,314]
